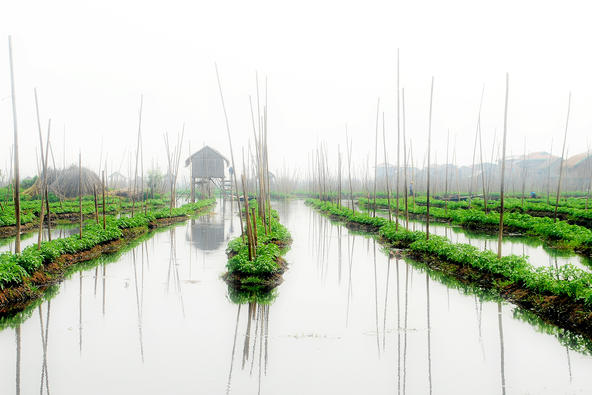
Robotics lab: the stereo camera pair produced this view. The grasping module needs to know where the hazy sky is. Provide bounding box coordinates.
[2,0,592,180]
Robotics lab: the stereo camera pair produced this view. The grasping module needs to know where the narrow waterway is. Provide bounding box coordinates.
[0,199,591,394]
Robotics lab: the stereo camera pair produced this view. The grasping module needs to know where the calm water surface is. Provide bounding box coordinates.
[0,199,591,395]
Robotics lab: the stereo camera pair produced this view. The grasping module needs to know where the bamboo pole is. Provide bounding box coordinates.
[93,185,99,224]
[79,152,83,239]
[132,95,143,217]
[373,98,380,217]
[102,171,106,230]
[444,130,450,214]
[586,144,591,211]
[545,139,553,205]
[37,121,51,247]
[8,36,21,253]
[338,145,342,209]
[478,121,488,212]
[402,88,409,229]
[382,113,392,222]
[426,77,434,240]
[521,137,527,209]
[215,64,244,237]
[497,73,509,259]
[241,174,253,260]
[468,86,484,209]
[395,48,401,229]
[554,92,571,223]
[346,126,354,213]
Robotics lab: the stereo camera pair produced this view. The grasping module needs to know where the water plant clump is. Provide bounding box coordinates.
[224,207,291,289]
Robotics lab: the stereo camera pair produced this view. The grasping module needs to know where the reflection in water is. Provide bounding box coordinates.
[373,241,380,357]
[167,228,185,317]
[4,200,592,394]
[79,271,82,353]
[226,286,276,395]
[187,217,225,251]
[346,232,355,327]
[498,302,506,395]
[132,248,145,362]
[39,303,50,394]
[15,325,20,395]
[402,260,410,395]
[426,272,432,395]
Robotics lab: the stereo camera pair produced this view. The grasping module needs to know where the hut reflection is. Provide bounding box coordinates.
[187,214,225,252]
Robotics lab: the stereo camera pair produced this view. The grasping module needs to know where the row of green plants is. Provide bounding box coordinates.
[359,198,592,255]
[307,198,592,307]
[226,209,291,279]
[0,199,215,290]
[414,196,592,225]
[0,197,170,227]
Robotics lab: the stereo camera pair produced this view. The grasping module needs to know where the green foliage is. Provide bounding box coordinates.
[225,207,291,277]
[359,197,592,255]
[0,199,216,290]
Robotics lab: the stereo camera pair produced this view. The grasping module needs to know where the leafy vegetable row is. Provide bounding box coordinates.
[359,198,592,256]
[0,199,215,290]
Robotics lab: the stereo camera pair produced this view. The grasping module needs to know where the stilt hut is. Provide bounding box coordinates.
[185,146,230,201]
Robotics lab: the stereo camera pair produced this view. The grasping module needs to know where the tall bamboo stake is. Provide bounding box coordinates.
[35,89,46,248]
[8,36,21,253]
[546,139,554,205]
[79,152,83,239]
[93,185,99,224]
[215,64,244,237]
[402,88,409,229]
[345,126,354,213]
[478,121,488,212]
[426,77,434,240]
[373,98,380,217]
[395,48,401,229]
[497,73,509,259]
[37,120,51,248]
[102,171,106,230]
[337,145,342,208]
[382,113,392,222]
[521,137,527,208]
[554,92,571,223]
[469,87,484,209]
[132,95,143,217]
[444,130,450,214]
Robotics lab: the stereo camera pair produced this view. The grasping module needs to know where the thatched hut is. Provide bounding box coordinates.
[25,166,102,198]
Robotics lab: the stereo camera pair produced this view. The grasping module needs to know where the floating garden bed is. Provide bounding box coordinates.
[223,208,291,291]
[307,198,592,340]
[0,199,215,316]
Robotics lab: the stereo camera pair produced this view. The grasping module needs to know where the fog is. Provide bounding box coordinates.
[1,0,592,180]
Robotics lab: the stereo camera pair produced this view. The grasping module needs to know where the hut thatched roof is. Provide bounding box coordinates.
[25,166,102,198]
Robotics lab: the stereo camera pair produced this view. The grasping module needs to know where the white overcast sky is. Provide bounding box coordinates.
[1,0,592,179]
